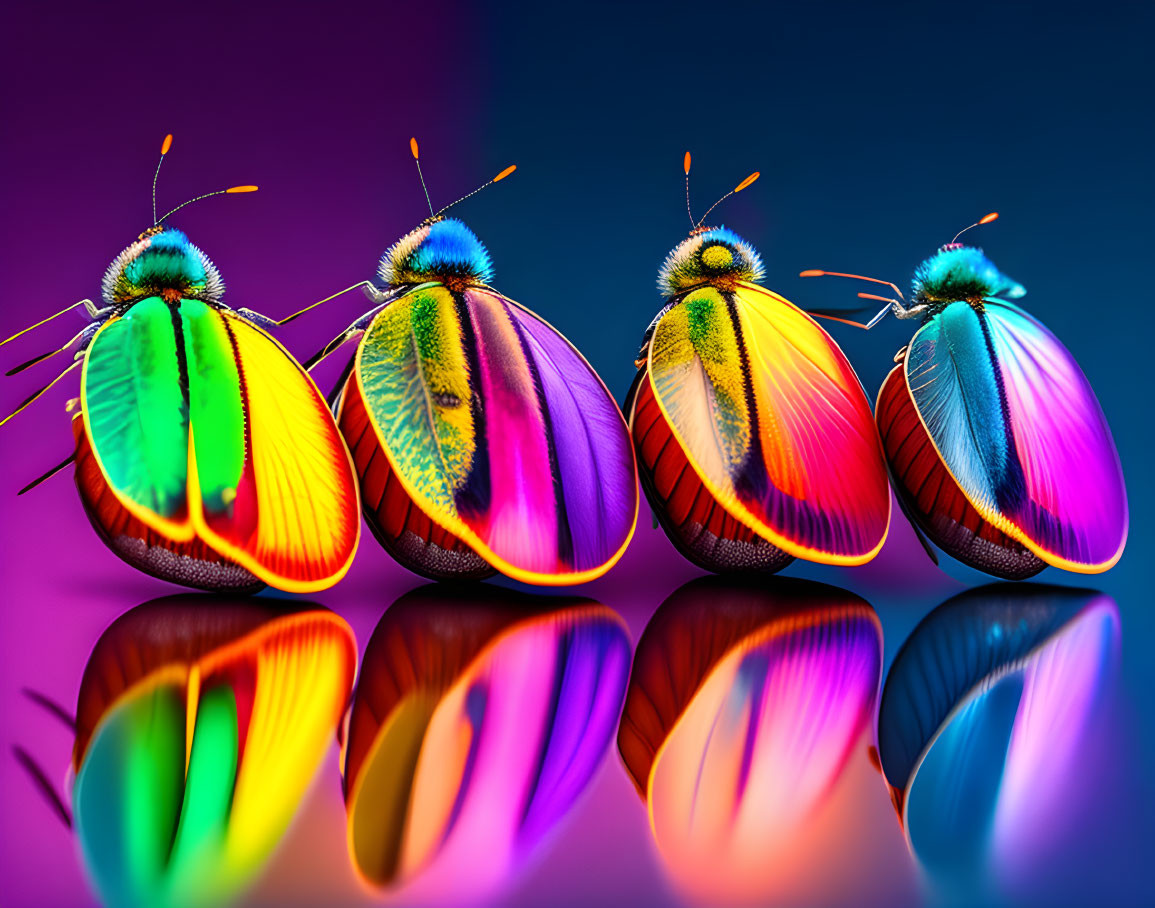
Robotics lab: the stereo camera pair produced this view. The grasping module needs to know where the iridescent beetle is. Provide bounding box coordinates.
[623,153,891,573]
[803,214,1128,578]
[0,136,360,592]
[282,139,638,584]
[17,596,358,908]
[877,584,1119,889]
[617,576,882,904]
[343,584,630,899]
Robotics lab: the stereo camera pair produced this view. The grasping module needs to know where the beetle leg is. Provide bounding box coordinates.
[233,307,282,331]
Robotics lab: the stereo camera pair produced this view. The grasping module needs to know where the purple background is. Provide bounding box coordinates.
[3,2,1153,906]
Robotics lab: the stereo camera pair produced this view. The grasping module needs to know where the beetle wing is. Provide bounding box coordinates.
[73,411,264,591]
[876,363,1044,579]
[82,298,196,540]
[905,300,1126,571]
[353,283,638,584]
[625,368,794,573]
[191,306,360,590]
[339,364,496,581]
[645,282,890,564]
[73,607,357,905]
[81,297,360,591]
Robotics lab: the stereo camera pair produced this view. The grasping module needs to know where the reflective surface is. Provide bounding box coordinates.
[344,585,631,903]
[61,597,356,908]
[618,577,883,905]
[4,563,1147,906]
[878,585,1121,904]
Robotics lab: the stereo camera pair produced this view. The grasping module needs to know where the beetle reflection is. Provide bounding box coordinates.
[617,576,883,904]
[31,595,359,908]
[877,583,1120,893]
[342,583,631,902]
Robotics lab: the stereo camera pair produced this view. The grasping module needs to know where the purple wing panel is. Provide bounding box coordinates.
[464,288,638,580]
[985,300,1127,570]
[906,299,1126,572]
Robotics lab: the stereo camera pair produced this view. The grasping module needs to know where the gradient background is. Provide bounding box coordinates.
[2,1,1153,905]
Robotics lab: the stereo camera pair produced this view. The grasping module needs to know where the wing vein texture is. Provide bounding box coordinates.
[906,300,1125,568]
[647,284,887,561]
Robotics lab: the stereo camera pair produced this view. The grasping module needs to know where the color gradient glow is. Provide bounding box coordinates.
[618,577,883,904]
[638,277,890,570]
[337,218,639,585]
[878,584,1121,896]
[343,585,632,903]
[71,597,357,908]
[904,297,1127,574]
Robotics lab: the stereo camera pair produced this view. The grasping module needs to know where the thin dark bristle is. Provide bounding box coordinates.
[305,335,346,371]
[18,453,76,495]
[6,350,58,376]
[12,745,72,829]
[807,305,874,317]
[303,345,330,371]
[22,687,77,730]
[12,382,52,413]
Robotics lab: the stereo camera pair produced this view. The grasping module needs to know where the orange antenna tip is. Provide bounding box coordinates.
[160,134,173,155]
[735,171,760,192]
[951,212,1000,244]
[410,137,419,160]
[226,185,258,193]
[799,270,825,277]
[683,151,692,175]
[494,164,517,182]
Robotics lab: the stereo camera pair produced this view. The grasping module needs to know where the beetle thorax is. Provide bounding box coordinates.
[911,244,1025,306]
[657,227,765,297]
[101,226,224,307]
[377,217,494,291]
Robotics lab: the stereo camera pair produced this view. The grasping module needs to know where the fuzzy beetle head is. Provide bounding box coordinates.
[911,244,1025,306]
[98,133,255,308]
[658,227,765,297]
[378,217,494,291]
[101,226,224,307]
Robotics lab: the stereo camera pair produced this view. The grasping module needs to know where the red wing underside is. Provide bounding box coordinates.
[627,370,793,573]
[72,416,263,592]
[875,365,1043,580]
[338,373,494,581]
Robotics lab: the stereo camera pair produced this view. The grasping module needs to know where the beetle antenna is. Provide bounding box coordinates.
[799,269,905,301]
[683,151,695,229]
[434,164,517,218]
[696,170,760,229]
[408,138,517,219]
[410,137,435,217]
[951,211,999,244]
[157,185,258,224]
[152,133,173,225]
[799,269,906,330]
